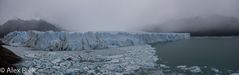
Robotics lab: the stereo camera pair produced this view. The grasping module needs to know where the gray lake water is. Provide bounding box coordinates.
[152,37,239,71]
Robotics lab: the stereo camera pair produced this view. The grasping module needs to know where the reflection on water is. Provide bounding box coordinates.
[152,37,239,72]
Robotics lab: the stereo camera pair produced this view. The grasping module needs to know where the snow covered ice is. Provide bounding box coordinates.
[4,45,159,75]
[1,31,191,75]
[3,31,190,51]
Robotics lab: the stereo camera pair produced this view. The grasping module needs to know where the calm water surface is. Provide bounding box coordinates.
[152,37,239,70]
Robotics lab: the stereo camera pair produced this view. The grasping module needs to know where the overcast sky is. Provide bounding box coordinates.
[0,0,239,31]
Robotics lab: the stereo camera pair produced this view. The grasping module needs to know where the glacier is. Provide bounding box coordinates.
[3,31,190,51]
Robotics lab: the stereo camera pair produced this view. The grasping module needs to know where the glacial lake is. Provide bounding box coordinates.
[152,37,239,71]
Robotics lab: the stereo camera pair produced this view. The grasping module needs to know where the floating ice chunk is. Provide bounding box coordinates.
[176,65,187,70]
[160,64,170,68]
[51,58,62,64]
[188,66,201,73]
[109,59,120,63]
[211,68,220,73]
[177,65,201,73]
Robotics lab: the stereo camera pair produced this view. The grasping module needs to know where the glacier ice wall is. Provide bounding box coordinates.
[3,31,190,51]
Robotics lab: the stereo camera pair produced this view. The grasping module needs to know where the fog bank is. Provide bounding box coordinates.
[0,0,239,32]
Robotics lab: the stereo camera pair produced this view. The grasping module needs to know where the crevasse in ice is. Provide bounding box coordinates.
[3,31,190,51]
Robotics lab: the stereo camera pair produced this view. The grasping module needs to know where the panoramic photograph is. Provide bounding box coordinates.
[0,0,239,75]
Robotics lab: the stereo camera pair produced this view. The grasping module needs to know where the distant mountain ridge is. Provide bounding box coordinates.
[0,19,62,38]
[142,15,239,36]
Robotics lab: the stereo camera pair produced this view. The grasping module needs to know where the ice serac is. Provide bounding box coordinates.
[3,31,190,51]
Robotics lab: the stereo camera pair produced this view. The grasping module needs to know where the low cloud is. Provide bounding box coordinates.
[0,0,239,32]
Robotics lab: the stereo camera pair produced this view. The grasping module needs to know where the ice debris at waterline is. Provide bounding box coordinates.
[3,31,190,51]
[4,45,159,75]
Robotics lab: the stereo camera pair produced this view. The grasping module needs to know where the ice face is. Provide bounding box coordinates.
[3,31,190,51]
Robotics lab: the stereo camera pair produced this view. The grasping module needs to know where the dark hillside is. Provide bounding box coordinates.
[0,19,62,38]
[141,15,239,36]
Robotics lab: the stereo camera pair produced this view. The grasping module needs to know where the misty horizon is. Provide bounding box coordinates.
[1,0,239,33]
[1,1,239,75]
